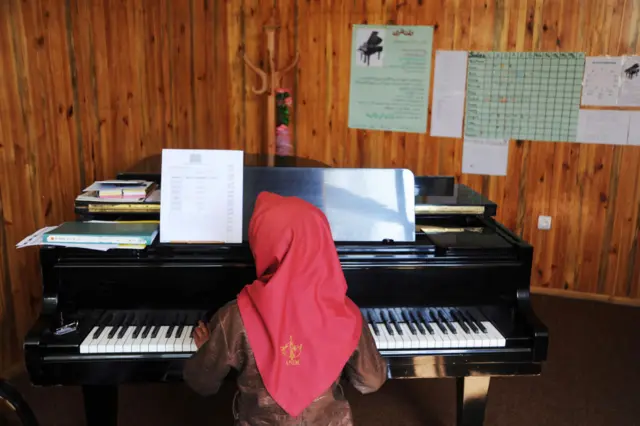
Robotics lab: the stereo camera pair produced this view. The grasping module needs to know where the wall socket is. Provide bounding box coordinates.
[538,215,552,230]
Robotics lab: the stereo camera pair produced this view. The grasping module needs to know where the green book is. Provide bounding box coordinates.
[42,222,158,245]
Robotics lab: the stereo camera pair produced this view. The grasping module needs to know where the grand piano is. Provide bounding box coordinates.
[24,155,548,426]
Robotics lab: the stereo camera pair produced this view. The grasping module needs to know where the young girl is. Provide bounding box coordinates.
[183,191,387,425]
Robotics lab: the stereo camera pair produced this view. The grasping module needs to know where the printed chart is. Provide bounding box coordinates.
[464,52,585,142]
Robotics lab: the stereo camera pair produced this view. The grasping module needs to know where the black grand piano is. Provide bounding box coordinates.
[24,156,548,426]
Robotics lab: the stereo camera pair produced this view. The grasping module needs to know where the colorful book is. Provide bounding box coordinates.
[42,222,158,245]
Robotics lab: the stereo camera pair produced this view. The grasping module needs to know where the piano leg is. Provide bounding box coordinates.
[82,385,118,426]
[455,376,490,426]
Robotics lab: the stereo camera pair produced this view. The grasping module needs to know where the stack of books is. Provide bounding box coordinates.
[83,180,156,200]
[16,222,159,251]
[75,180,160,215]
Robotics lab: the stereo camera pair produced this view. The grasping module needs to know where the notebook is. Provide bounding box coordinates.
[42,222,159,246]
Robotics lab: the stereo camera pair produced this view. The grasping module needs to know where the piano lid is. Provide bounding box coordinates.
[415,184,497,217]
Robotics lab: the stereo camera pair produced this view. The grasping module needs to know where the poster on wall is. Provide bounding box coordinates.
[347,25,434,133]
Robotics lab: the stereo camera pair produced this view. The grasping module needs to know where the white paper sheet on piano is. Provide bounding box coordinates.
[159,149,244,244]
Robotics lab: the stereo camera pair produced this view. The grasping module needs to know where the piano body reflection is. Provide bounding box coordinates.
[358,30,383,66]
[24,160,548,426]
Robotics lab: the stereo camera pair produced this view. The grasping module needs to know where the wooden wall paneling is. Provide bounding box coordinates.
[3,0,640,376]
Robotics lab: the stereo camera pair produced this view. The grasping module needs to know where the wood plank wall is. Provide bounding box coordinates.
[1,0,639,374]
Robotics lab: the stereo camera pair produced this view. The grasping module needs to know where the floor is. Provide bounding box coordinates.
[3,295,640,426]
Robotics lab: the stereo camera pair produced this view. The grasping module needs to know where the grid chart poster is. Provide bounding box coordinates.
[348,25,434,133]
[464,52,585,142]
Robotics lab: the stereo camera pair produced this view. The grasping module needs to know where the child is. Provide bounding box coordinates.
[183,191,387,425]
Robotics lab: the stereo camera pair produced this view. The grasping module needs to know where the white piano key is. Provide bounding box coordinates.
[452,323,475,347]
[380,325,394,349]
[368,324,381,350]
[142,328,158,352]
[121,327,136,352]
[131,327,147,352]
[180,329,193,352]
[156,326,171,352]
[113,327,131,352]
[96,327,114,353]
[148,326,165,352]
[482,322,506,347]
[88,329,106,354]
[169,327,186,352]
[432,325,449,348]
[80,327,98,354]
[400,323,420,349]
[423,329,437,349]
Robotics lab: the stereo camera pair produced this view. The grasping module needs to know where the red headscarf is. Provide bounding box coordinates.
[237,191,363,417]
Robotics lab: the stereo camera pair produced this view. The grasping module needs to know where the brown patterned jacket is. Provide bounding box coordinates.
[183,301,387,425]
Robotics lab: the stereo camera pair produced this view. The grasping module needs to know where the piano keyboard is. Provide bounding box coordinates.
[78,307,505,355]
[361,307,506,350]
[79,310,204,354]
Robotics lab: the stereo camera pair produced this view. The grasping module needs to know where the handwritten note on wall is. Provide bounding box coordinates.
[461,138,510,176]
[348,25,434,133]
[430,50,468,138]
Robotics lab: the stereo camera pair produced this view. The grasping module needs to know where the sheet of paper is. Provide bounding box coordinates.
[464,52,584,142]
[627,112,640,146]
[619,55,640,107]
[576,109,631,145]
[348,25,434,133]
[581,56,622,106]
[461,138,509,176]
[159,149,244,243]
[430,50,468,138]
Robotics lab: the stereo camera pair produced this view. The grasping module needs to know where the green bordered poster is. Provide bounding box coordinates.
[464,51,585,142]
[348,25,434,133]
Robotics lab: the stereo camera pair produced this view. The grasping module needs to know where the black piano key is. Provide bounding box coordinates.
[429,309,448,334]
[464,309,487,333]
[133,314,146,338]
[108,314,125,339]
[176,314,185,339]
[388,309,403,335]
[380,309,394,335]
[457,309,477,333]
[362,309,379,336]
[117,314,132,339]
[401,308,417,335]
[417,309,435,335]
[167,313,179,338]
[438,309,456,334]
[450,309,470,334]
[92,313,113,339]
[409,309,427,335]
[150,325,160,339]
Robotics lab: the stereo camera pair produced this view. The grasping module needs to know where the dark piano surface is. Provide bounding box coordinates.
[25,161,548,426]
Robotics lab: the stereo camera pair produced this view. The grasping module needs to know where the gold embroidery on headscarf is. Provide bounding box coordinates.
[280,335,302,366]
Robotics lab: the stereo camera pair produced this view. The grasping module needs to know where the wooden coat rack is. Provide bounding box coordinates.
[242,10,299,167]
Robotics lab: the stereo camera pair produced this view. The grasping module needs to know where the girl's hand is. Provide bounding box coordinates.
[193,320,210,349]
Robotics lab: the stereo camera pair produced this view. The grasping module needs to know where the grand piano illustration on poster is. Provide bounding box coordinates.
[356,28,384,67]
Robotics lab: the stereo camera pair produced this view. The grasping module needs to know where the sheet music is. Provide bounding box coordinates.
[461,137,509,176]
[576,109,631,145]
[619,55,640,107]
[159,149,244,243]
[581,56,622,106]
[430,50,468,138]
